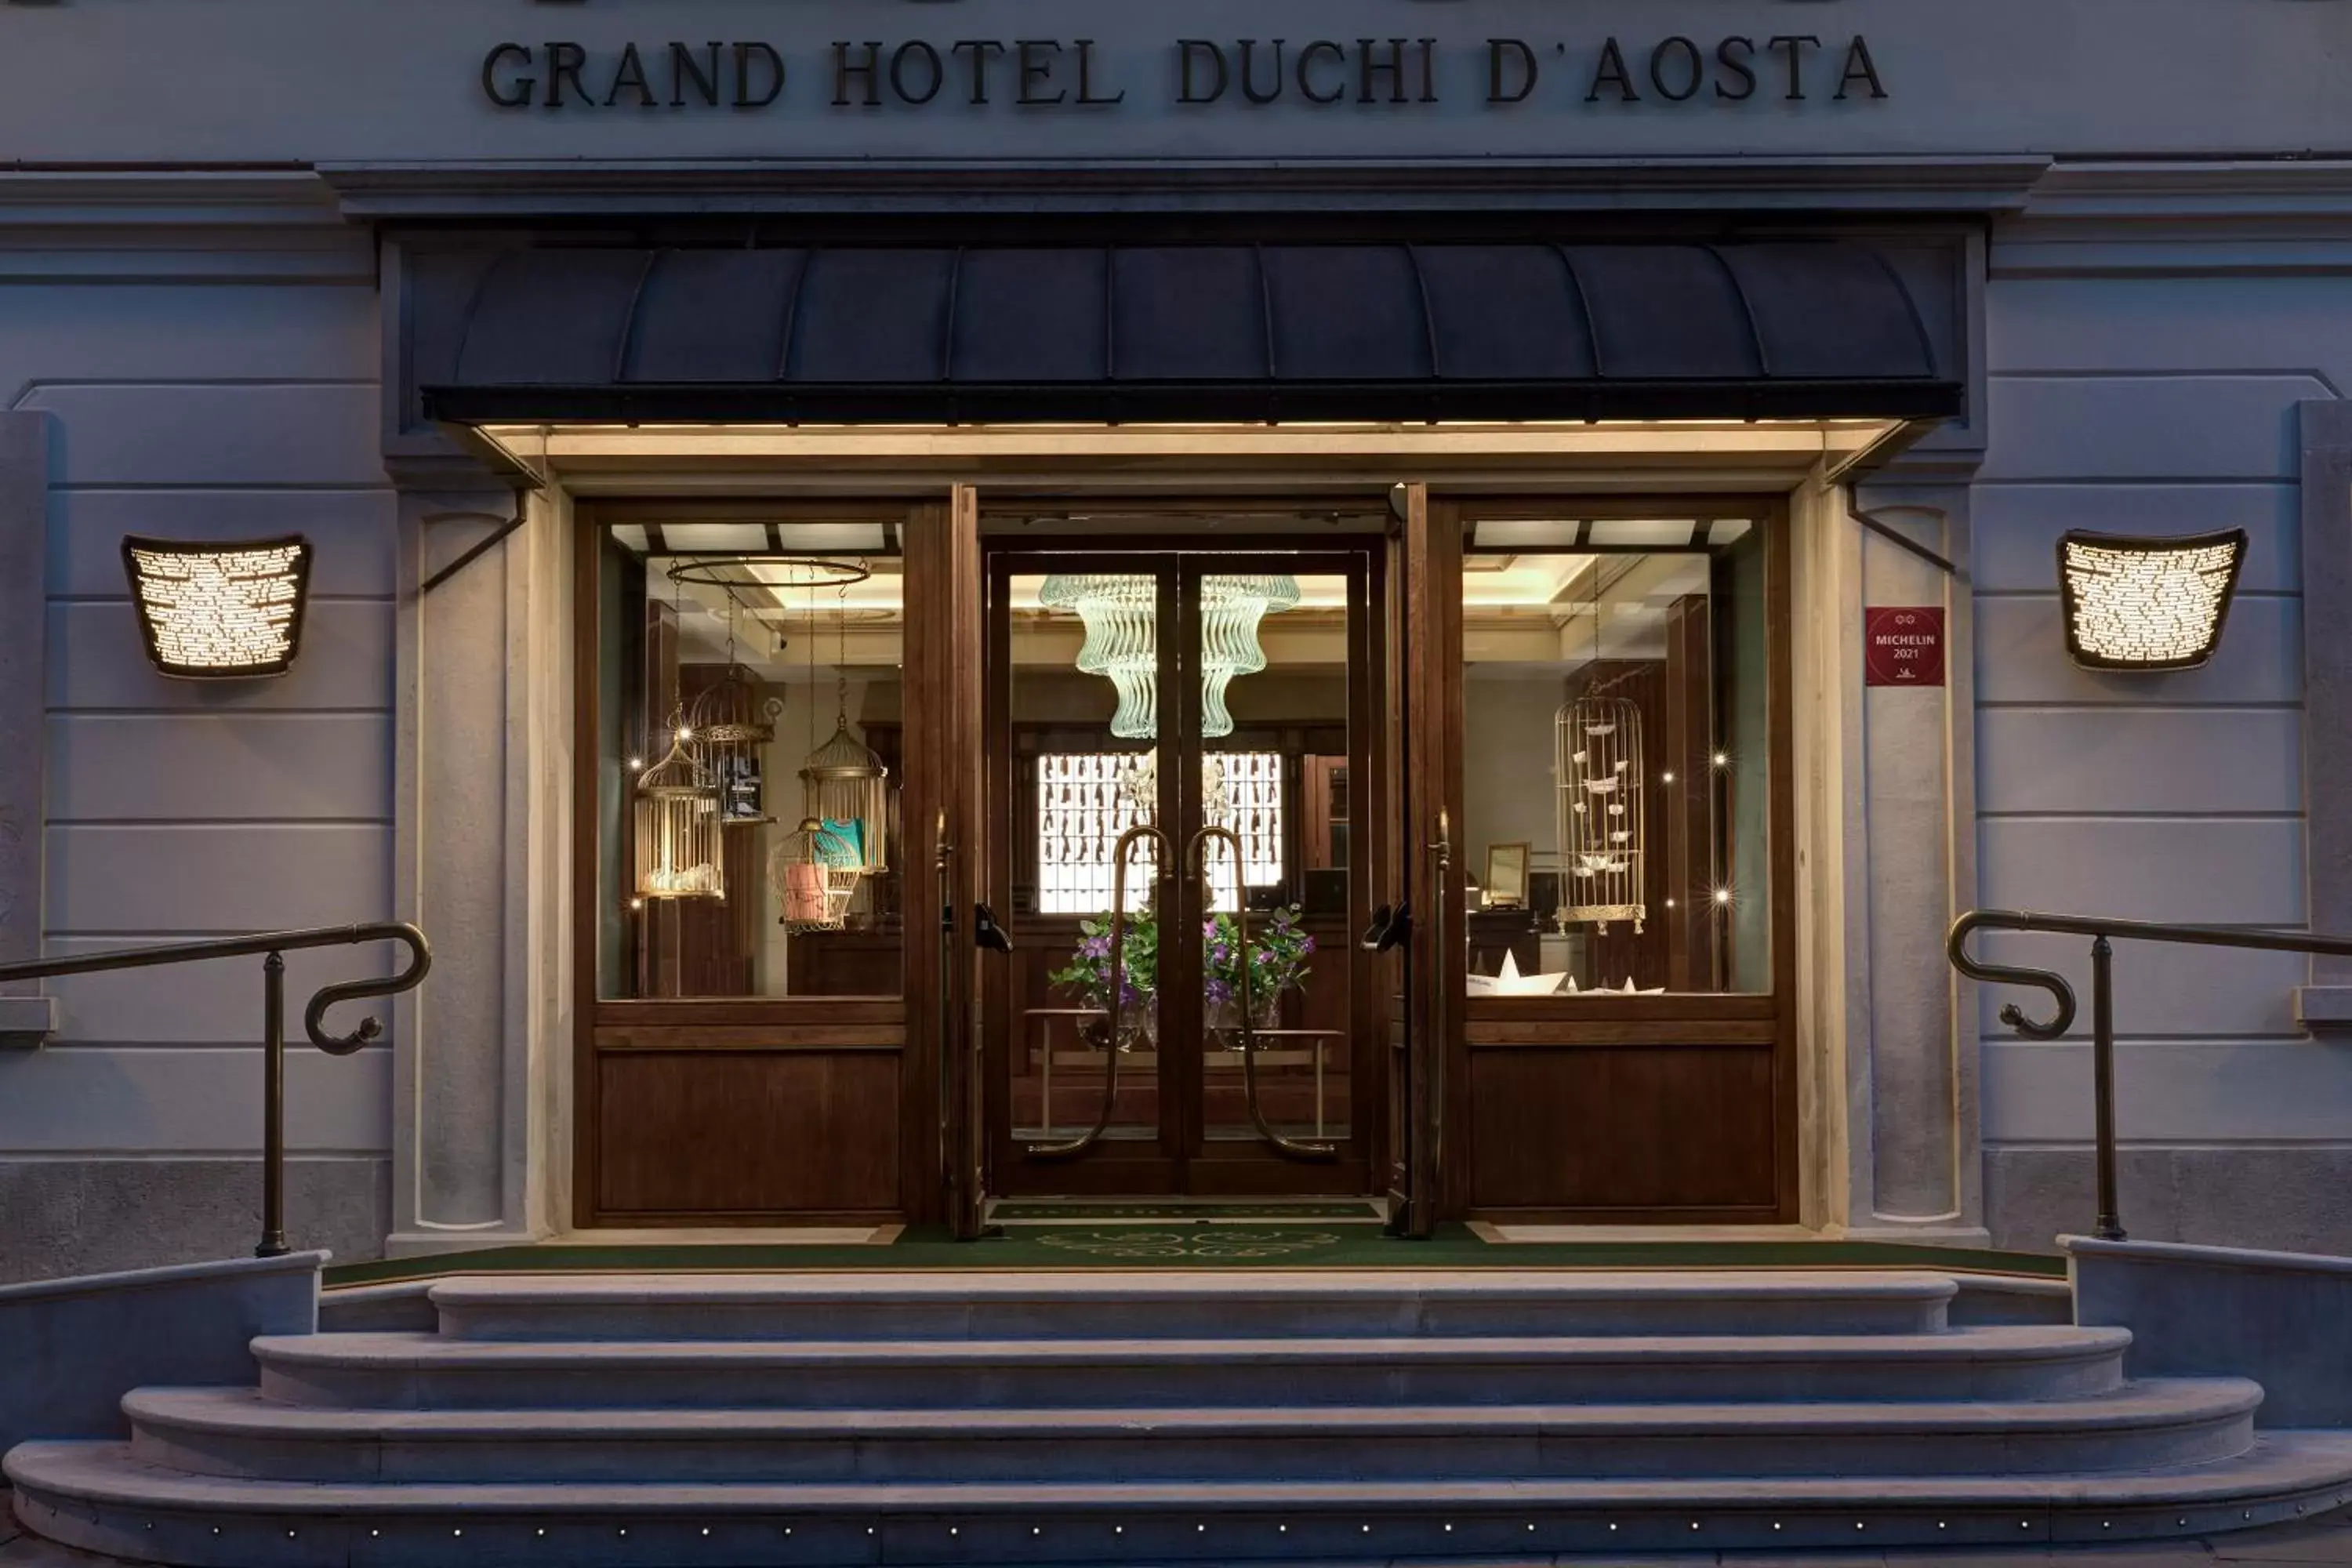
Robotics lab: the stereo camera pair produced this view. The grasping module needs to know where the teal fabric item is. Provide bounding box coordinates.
[817,818,865,867]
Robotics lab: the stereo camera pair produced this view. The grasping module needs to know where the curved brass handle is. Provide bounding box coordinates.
[1028,823,1168,1158]
[1190,825,1338,1161]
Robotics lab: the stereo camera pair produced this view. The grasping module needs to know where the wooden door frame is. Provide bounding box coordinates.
[977,532,1388,1199]
[1436,493,1802,1224]
[1401,485,1462,1235]
[567,497,924,1229]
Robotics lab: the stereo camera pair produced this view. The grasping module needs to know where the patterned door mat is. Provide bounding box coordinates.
[987,1200,1388,1224]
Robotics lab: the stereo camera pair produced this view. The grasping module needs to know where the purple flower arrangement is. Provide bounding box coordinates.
[1048,902,1315,1019]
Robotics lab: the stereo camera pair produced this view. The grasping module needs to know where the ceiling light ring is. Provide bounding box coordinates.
[666,555,872,594]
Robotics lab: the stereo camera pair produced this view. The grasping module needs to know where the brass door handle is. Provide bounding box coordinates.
[1189,825,1337,1162]
[1026,823,1167,1158]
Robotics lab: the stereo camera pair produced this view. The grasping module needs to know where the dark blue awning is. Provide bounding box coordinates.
[417,241,1959,425]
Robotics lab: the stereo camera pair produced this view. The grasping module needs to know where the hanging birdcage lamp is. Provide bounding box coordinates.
[1555,695,1645,935]
[797,575,890,875]
[770,818,863,933]
[677,582,779,828]
[634,717,724,901]
[1552,570,1645,936]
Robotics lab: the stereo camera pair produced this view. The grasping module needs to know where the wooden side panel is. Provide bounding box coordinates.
[899,499,948,1226]
[595,1052,902,1216]
[1468,1046,1777,1214]
[1449,496,1799,1224]
[1403,488,1465,1231]
[935,485,989,1233]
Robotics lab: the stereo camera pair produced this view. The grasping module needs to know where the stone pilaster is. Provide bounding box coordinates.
[0,413,54,1045]
[383,469,568,1257]
[1850,484,1980,1237]
[2297,400,2352,1018]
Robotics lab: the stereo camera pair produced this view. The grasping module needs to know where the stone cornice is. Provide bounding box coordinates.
[0,168,344,228]
[4,156,2352,229]
[318,154,2056,220]
[2020,158,2352,221]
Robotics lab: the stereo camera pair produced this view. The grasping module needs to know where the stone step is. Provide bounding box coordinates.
[252,1324,2132,1410]
[16,1432,2352,1565]
[117,1380,2259,1485]
[423,1269,1958,1342]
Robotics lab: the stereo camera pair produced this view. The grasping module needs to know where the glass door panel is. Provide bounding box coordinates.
[1005,567,1167,1154]
[1186,566,1353,1152]
[987,540,1377,1196]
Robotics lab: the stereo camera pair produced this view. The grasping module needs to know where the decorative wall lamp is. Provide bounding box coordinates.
[122,535,313,679]
[2058,528,2246,672]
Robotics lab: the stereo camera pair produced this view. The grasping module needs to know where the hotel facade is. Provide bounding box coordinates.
[1,0,2350,1279]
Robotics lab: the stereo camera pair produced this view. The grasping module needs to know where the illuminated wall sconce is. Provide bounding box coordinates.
[121,535,314,679]
[2057,528,2246,673]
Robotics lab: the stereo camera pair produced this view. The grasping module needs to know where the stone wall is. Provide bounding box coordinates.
[1972,204,2352,1254]
[0,200,401,1282]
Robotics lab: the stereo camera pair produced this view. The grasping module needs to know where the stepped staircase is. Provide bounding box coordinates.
[12,1269,2352,1563]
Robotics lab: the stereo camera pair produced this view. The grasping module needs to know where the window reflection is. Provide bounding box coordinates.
[597,523,906,1000]
[1458,517,1770,997]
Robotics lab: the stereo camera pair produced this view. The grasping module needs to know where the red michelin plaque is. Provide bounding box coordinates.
[1864,606,1945,687]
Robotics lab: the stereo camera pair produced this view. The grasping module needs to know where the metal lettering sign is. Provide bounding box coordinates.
[477,34,1890,114]
[1864,605,1944,688]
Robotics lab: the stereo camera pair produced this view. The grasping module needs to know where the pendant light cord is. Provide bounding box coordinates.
[835,578,851,732]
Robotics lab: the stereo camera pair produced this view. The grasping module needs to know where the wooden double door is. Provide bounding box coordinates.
[975,544,1391,1199]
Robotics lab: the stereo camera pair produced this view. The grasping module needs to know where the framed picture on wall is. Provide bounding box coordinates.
[1484,842,1530,908]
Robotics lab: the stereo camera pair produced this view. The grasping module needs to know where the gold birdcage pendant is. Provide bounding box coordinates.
[688,663,779,829]
[633,725,724,902]
[770,818,863,933]
[798,721,890,877]
[1555,695,1645,935]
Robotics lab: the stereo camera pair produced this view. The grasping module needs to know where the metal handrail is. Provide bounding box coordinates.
[1950,908,2352,1242]
[1027,824,1166,1158]
[1190,825,1337,1161]
[0,923,431,1258]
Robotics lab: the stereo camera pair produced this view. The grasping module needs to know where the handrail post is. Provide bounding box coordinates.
[2089,934,2125,1242]
[258,951,289,1259]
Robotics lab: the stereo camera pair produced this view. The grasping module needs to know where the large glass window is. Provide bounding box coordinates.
[596,521,905,1000]
[1457,515,1772,997]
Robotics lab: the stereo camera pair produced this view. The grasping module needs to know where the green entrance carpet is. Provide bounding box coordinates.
[324,1223,2063,1288]
[989,1200,1385,1222]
